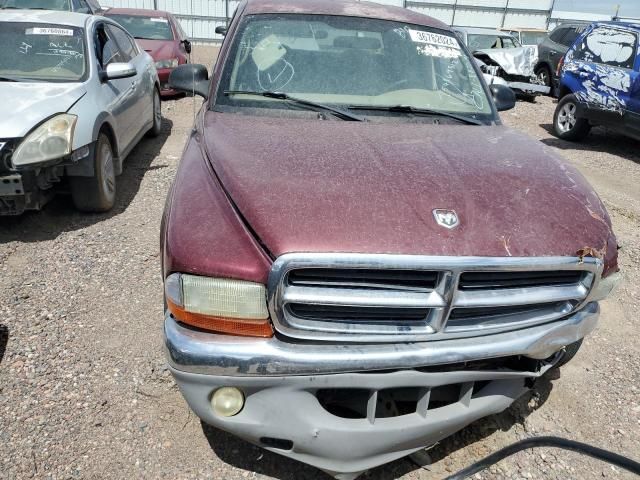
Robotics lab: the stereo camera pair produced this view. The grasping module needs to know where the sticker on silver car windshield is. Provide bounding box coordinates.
[433,209,460,229]
[26,27,74,36]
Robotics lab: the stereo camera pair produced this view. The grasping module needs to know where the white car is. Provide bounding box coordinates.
[0,10,161,215]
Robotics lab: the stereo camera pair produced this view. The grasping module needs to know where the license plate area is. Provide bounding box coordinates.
[0,174,23,196]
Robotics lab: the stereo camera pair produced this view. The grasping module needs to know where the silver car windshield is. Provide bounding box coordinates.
[217,14,492,117]
[0,22,86,82]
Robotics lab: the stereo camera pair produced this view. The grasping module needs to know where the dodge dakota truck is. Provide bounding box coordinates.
[161,0,621,478]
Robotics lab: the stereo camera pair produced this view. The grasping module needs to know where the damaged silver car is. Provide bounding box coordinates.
[0,10,161,215]
[454,27,550,98]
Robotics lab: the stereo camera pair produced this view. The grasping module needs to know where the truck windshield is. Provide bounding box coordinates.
[216,14,493,121]
[0,22,86,82]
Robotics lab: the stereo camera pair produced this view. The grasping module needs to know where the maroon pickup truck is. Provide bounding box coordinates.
[161,0,620,477]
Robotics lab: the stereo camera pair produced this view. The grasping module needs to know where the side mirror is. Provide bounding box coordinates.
[169,63,209,98]
[490,84,516,112]
[215,26,227,36]
[182,39,192,54]
[102,62,136,81]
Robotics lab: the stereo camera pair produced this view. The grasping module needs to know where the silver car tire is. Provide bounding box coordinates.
[147,88,162,138]
[69,133,116,212]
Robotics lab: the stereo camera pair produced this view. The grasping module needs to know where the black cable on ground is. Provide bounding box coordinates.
[442,436,640,479]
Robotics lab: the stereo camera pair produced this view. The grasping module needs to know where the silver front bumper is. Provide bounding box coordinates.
[165,303,598,478]
[165,302,598,376]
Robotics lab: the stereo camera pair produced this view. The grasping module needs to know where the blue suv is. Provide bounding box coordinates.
[553,22,640,141]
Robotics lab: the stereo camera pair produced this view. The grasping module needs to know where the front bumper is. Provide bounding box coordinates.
[165,303,598,478]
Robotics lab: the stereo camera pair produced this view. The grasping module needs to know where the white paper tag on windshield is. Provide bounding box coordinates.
[150,18,168,23]
[26,27,74,36]
[409,30,460,49]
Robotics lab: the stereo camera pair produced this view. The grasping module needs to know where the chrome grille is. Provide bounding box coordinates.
[267,253,602,343]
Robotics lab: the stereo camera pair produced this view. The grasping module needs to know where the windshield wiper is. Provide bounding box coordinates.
[224,90,365,122]
[0,76,20,82]
[347,104,484,126]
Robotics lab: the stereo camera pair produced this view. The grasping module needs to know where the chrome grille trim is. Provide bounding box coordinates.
[267,253,602,343]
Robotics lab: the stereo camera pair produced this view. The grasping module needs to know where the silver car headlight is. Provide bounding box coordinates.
[12,114,77,167]
[155,58,178,69]
[589,271,622,302]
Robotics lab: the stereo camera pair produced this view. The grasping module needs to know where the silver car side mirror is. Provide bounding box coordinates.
[102,62,137,81]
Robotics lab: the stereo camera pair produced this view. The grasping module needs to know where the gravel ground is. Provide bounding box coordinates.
[1,46,638,480]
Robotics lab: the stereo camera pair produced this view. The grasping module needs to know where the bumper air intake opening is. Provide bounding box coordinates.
[260,437,294,451]
[316,388,370,419]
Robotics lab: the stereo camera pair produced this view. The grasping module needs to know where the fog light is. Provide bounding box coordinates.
[211,387,244,417]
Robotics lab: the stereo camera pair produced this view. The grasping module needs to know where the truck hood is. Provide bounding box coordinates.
[0,83,86,138]
[203,112,613,259]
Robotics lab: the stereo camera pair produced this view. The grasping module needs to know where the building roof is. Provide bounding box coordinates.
[0,9,90,27]
[243,0,447,29]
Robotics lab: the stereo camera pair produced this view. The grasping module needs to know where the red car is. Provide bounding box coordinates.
[105,8,191,96]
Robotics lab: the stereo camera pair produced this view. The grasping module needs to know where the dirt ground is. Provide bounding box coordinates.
[1,45,639,480]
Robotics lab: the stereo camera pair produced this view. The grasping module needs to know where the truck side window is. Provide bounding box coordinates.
[574,26,637,69]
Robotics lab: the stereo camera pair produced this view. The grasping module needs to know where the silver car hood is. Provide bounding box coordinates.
[475,46,538,77]
[0,83,86,138]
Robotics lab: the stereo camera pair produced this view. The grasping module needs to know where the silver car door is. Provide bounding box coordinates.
[120,28,153,134]
[100,24,138,150]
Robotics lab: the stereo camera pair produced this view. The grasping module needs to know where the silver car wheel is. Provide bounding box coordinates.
[557,102,577,133]
[154,90,161,127]
[101,140,115,196]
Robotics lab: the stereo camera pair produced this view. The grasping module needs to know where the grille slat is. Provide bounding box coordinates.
[268,254,600,342]
[459,271,584,290]
[288,304,431,322]
[288,268,438,291]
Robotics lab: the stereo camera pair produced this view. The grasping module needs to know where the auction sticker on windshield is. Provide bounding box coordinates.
[409,30,460,49]
[26,27,74,36]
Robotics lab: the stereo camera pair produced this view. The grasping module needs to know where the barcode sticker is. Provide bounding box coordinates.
[409,30,460,49]
[26,27,74,36]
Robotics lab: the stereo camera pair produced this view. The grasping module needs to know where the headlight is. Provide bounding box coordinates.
[155,58,179,69]
[12,114,77,167]
[165,273,272,337]
[589,271,622,302]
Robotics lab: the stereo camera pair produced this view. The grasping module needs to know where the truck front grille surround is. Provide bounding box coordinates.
[267,253,602,343]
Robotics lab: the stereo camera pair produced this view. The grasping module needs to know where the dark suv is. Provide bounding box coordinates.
[536,22,588,89]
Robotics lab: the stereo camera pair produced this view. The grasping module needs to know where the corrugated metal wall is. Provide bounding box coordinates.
[99,0,610,43]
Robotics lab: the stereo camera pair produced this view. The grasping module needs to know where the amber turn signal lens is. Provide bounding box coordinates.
[167,299,273,337]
